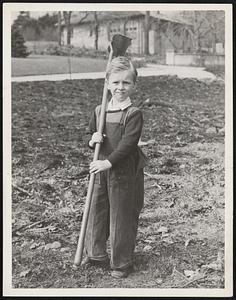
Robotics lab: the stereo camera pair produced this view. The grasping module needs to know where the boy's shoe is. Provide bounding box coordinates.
[111,265,134,278]
[81,256,109,268]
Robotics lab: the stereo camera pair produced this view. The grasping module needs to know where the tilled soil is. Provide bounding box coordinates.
[11,75,225,289]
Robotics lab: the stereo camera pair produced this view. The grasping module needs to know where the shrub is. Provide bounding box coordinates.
[11,25,30,58]
[205,65,225,79]
[131,59,146,69]
[44,45,108,59]
[43,45,148,68]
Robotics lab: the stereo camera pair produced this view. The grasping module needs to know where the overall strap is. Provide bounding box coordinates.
[120,105,148,168]
[120,106,140,127]
[95,104,139,130]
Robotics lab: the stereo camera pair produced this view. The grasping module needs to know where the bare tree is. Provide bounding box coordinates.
[58,11,62,46]
[175,10,225,53]
[93,12,99,50]
[62,12,89,46]
[63,11,72,45]
[144,11,150,55]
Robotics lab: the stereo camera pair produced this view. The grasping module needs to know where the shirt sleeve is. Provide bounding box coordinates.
[89,110,96,134]
[85,110,96,149]
[107,109,143,165]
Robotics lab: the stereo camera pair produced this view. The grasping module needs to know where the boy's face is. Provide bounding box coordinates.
[107,70,136,102]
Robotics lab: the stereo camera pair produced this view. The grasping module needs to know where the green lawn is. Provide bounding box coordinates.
[11,55,107,77]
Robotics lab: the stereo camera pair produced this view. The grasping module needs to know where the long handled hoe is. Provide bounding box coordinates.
[73,34,132,268]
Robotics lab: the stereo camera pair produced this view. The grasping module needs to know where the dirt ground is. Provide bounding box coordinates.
[11,75,225,289]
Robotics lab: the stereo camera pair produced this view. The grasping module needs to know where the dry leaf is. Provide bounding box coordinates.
[45,243,53,250]
[51,241,61,249]
[185,238,191,247]
[184,270,195,278]
[157,226,168,234]
[60,247,70,252]
[161,233,170,238]
[143,245,152,252]
[206,127,216,134]
[20,269,30,278]
[202,262,222,271]
[155,278,163,285]
[30,242,40,249]
[162,237,174,244]
[168,200,175,208]
[45,241,61,250]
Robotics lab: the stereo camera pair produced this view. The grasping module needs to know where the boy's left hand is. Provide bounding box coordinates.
[89,159,112,174]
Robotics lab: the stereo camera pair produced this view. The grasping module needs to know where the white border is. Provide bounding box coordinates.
[3,3,233,297]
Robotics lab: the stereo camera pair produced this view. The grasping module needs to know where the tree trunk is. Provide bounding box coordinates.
[193,11,200,53]
[58,11,62,46]
[123,18,128,35]
[63,11,72,45]
[107,21,111,41]
[144,11,150,55]
[94,12,99,50]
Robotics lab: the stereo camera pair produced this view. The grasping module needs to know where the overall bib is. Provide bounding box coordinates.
[85,107,145,270]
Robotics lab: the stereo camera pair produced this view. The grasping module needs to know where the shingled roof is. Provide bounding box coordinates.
[66,11,192,26]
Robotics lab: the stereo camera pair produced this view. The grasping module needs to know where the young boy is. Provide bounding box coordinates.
[84,56,146,278]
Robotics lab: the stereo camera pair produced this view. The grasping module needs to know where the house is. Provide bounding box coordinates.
[61,11,193,57]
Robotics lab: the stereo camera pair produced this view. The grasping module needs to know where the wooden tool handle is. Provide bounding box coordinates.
[73,53,112,267]
[73,34,132,267]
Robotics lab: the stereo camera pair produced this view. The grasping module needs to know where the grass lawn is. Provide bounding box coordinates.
[11,76,225,288]
[11,55,107,77]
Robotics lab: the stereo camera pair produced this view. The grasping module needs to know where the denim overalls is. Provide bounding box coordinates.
[85,106,146,270]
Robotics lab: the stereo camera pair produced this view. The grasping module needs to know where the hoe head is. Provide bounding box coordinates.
[108,34,132,57]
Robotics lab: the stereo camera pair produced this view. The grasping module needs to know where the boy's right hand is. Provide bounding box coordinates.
[89,132,104,147]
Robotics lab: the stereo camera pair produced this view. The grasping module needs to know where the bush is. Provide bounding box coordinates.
[131,59,146,69]
[43,45,147,68]
[143,54,165,64]
[11,25,30,58]
[205,65,225,79]
[44,45,108,59]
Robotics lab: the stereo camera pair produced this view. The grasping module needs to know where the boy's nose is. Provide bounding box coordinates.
[118,82,124,89]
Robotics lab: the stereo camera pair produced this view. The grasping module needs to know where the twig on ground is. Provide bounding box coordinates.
[172,267,188,280]
[144,172,162,189]
[67,170,89,180]
[12,183,32,196]
[144,172,160,180]
[12,217,53,234]
[171,268,205,288]
[178,276,206,288]
[184,115,202,127]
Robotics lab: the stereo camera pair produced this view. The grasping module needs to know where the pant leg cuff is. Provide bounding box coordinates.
[111,261,133,270]
[88,254,109,261]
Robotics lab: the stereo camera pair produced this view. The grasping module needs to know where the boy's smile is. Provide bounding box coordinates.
[107,70,136,102]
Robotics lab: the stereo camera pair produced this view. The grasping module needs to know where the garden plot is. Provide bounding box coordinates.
[11,75,225,288]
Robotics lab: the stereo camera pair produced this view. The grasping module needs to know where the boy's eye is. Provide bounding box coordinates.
[112,81,131,85]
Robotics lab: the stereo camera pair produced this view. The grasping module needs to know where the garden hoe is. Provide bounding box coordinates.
[73,34,132,268]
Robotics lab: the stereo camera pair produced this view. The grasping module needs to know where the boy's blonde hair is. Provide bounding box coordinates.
[106,56,138,83]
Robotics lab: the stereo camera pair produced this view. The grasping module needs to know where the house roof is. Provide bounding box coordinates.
[65,11,192,26]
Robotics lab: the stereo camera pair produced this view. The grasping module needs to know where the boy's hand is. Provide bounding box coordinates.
[89,132,104,147]
[90,160,112,174]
